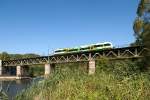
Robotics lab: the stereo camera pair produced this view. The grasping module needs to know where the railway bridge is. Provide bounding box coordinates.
[0,45,148,79]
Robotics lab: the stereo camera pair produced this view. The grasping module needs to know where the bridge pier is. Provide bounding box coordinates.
[45,64,51,76]
[16,66,22,79]
[88,60,96,75]
[0,60,2,76]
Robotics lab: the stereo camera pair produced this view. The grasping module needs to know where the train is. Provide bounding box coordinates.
[54,42,113,54]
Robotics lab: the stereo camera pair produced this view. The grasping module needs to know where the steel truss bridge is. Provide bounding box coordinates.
[2,45,149,67]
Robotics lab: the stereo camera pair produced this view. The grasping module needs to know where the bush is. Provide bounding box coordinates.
[28,66,44,77]
[96,58,140,77]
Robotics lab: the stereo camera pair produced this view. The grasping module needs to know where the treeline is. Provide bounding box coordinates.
[0,52,40,61]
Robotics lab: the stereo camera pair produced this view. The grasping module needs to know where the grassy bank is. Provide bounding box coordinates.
[16,59,150,100]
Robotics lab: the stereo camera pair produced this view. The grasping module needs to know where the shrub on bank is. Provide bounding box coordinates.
[28,66,44,77]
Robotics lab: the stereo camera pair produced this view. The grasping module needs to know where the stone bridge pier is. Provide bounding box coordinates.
[16,65,29,79]
[88,60,96,75]
[0,60,2,76]
[45,64,51,75]
[44,63,55,76]
[16,66,22,79]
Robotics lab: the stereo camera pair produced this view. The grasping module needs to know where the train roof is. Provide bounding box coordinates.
[80,42,112,47]
[96,42,112,45]
[55,42,113,51]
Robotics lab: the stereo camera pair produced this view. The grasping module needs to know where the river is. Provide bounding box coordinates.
[0,77,44,100]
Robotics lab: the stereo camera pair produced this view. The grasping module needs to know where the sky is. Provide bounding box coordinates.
[0,0,140,55]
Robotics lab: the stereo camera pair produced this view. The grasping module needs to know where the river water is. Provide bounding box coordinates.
[0,77,44,100]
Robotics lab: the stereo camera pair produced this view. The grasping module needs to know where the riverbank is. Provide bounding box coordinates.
[0,76,32,80]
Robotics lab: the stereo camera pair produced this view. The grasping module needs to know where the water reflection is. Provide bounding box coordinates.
[0,77,44,100]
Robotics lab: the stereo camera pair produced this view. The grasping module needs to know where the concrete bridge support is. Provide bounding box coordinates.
[88,60,96,75]
[16,66,22,79]
[0,60,2,76]
[45,64,51,76]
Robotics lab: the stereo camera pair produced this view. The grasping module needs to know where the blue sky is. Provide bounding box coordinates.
[0,0,139,55]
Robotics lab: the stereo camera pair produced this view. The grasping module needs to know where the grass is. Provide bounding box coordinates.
[16,59,150,100]
[0,91,8,100]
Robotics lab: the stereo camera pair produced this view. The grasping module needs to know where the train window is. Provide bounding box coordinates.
[80,47,90,50]
[104,44,111,46]
[68,49,78,52]
[93,45,103,48]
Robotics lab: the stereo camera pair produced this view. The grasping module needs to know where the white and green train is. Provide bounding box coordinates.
[54,42,113,54]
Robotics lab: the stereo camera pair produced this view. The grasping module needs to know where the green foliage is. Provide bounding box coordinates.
[133,18,144,44]
[15,60,150,100]
[133,0,150,68]
[22,54,40,59]
[133,0,150,43]
[137,0,149,17]
[29,66,44,77]
[0,52,40,61]
[0,91,8,100]
[96,58,140,77]
[0,52,11,60]
[9,54,23,60]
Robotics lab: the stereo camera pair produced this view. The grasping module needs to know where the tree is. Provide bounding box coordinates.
[133,0,150,68]
[0,52,10,60]
[133,0,150,45]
